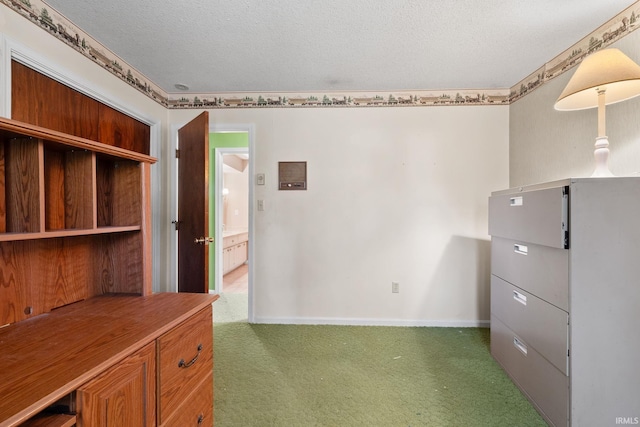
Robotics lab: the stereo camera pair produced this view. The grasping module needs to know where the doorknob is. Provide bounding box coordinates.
[194,237,214,245]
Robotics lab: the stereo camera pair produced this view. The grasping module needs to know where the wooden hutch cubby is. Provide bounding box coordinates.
[0,118,217,427]
[0,117,153,325]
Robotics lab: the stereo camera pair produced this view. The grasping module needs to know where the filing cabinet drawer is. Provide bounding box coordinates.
[491,316,568,427]
[489,186,568,249]
[491,237,568,310]
[158,306,213,424]
[162,373,213,427]
[491,276,568,374]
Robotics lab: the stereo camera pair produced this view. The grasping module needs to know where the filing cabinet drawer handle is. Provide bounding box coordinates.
[178,343,203,368]
[509,196,523,206]
[513,290,527,306]
[513,337,528,356]
[513,244,528,255]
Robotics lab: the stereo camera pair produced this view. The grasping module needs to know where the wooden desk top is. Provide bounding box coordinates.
[0,292,218,427]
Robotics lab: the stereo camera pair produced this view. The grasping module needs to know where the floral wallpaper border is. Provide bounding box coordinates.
[3,0,640,109]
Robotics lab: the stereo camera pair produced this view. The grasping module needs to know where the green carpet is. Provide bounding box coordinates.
[213,294,546,427]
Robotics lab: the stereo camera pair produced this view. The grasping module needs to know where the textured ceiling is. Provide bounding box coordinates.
[43,0,637,94]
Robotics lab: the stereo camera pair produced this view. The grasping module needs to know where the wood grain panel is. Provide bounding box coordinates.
[0,237,98,325]
[38,237,91,310]
[11,61,100,141]
[64,150,94,229]
[110,160,141,226]
[98,104,150,154]
[78,341,156,427]
[11,61,150,155]
[0,142,6,233]
[5,138,41,233]
[91,233,143,295]
[95,157,113,227]
[96,158,141,227]
[44,149,66,230]
[0,242,31,325]
[110,233,143,294]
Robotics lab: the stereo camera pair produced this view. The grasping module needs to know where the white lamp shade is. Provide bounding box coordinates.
[554,48,640,111]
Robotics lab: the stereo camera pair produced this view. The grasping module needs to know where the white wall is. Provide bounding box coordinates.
[510,32,640,186]
[171,106,509,326]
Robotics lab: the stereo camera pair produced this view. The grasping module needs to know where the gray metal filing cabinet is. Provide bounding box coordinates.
[488,178,640,427]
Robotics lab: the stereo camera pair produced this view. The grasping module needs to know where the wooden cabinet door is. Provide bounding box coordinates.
[77,342,156,427]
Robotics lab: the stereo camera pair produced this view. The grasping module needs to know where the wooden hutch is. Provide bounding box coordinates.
[0,117,217,426]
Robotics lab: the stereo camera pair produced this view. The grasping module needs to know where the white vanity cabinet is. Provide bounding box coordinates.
[222,232,248,275]
[488,178,640,427]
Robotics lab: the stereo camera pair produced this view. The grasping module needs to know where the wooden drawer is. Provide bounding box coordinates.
[489,185,568,249]
[491,275,568,374]
[491,315,568,427]
[491,237,568,311]
[157,306,213,424]
[162,373,213,427]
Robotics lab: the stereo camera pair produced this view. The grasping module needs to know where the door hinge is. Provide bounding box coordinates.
[172,220,181,230]
[175,149,180,159]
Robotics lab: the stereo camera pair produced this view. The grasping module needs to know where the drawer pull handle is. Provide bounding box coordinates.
[513,290,527,306]
[513,337,528,356]
[509,196,523,206]
[178,343,203,368]
[513,244,528,255]
[197,414,204,425]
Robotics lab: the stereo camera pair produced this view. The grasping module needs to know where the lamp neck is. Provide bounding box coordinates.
[597,88,606,138]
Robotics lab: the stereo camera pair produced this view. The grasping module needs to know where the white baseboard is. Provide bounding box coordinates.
[251,316,490,328]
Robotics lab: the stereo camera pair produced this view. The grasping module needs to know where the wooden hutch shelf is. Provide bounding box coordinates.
[0,225,142,242]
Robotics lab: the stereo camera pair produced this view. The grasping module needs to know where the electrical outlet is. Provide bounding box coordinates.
[257,199,265,211]
[392,282,399,293]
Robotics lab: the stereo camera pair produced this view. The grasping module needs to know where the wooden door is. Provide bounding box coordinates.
[177,112,210,293]
[77,342,156,427]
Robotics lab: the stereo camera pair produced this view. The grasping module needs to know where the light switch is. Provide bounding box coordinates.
[257,173,265,185]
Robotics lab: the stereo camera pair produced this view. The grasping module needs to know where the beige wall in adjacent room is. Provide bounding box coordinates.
[510,31,640,187]
[223,167,249,231]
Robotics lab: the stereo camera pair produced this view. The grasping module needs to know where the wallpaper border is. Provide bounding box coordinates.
[2,0,640,109]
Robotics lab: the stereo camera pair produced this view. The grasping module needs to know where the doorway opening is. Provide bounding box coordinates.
[218,149,249,293]
[211,126,254,322]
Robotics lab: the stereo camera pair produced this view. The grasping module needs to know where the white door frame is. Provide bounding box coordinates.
[211,123,255,323]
